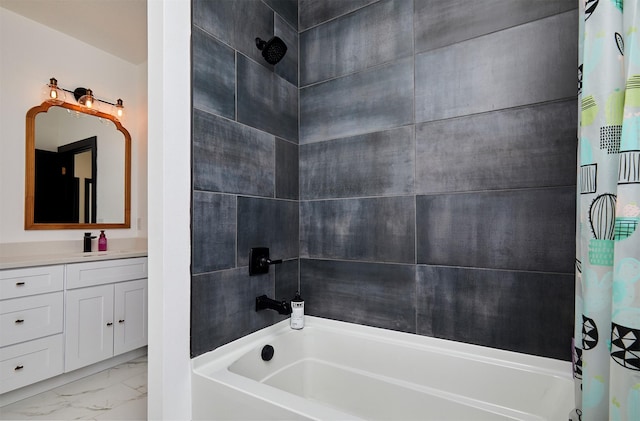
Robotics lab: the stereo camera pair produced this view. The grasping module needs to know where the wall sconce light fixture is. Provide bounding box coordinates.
[46,78,65,104]
[44,77,125,120]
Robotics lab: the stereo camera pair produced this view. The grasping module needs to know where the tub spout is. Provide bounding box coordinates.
[256,295,292,315]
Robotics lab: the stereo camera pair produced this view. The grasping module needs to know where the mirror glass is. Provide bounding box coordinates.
[25,102,131,230]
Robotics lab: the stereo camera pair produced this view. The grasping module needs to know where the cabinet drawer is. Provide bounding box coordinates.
[0,265,64,300]
[0,334,64,394]
[0,292,64,347]
[66,257,148,289]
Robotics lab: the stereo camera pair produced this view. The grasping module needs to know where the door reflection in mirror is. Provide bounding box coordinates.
[34,136,97,223]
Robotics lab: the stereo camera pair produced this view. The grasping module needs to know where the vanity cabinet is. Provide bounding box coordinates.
[0,256,147,396]
[65,258,147,372]
[0,265,65,394]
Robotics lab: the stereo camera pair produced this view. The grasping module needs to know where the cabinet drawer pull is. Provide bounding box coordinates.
[15,282,25,286]
[118,319,125,323]
[15,319,25,324]
[106,322,113,326]
[15,365,24,371]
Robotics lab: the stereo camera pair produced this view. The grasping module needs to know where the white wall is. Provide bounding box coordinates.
[147,0,192,419]
[0,7,147,242]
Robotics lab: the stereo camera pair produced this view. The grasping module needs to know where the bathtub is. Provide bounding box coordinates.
[192,317,574,420]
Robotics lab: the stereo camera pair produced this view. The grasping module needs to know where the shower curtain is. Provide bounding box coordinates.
[574,0,640,419]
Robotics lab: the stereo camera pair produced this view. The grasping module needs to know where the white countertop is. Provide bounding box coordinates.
[0,238,147,270]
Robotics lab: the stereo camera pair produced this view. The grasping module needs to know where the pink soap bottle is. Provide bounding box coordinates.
[98,230,108,251]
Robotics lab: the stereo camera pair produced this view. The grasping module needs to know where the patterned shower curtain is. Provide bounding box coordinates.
[574,0,640,419]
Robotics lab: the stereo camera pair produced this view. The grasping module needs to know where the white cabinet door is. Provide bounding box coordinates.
[114,279,147,355]
[65,285,114,372]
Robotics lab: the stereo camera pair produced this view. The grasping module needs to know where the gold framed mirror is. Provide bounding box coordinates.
[25,101,131,230]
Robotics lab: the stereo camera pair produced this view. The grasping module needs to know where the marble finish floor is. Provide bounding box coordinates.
[0,356,146,420]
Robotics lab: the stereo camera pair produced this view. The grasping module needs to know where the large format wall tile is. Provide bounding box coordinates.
[300,57,413,144]
[237,54,298,142]
[416,100,577,194]
[301,259,416,332]
[193,0,273,67]
[275,259,299,302]
[191,268,284,357]
[275,14,299,86]
[416,266,574,360]
[301,196,415,263]
[263,0,298,29]
[276,139,299,200]
[300,126,414,199]
[416,188,575,273]
[300,0,413,86]
[192,27,235,119]
[299,0,378,31]
[192,192,236,274]
[415,0,576,53]
[415,11,578,123]
[193,110,275,196]
[237,197,299,267]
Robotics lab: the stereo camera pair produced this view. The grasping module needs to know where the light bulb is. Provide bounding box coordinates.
[44,77,65,104]
[85,89,94,108]
[115,98,124,119]
[78,88,95,110]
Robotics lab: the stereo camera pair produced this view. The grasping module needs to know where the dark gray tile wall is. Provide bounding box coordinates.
[301,259,416,333]
[414,0,576,54]
[416,266,575,360]
[416,188,576,273]
[415,10,578,123]
[275,14,299,86]
[276,139,299,200]
[300,57,414,143]
[298,0,378,31]
[192,192,236,273]
[191,268,286,357]
[191,0,299,356]
[300,126,414,199]
[192,27,235,119]
[300,196,415,264]
[416,100,578,194]
[193,0,273,68]
[237,197,299,267]
[237,54,298,142]
[275,259,300,301]
[263,0,298,29]
[300,0,413,86]
[191,0,578,360]
[192,110,275,196]
[298,0,577,360]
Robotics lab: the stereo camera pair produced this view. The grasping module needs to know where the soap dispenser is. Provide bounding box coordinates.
[290,291,304,330]
[98,230,108,251]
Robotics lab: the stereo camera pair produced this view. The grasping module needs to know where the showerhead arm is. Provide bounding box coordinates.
[255,38,267,50]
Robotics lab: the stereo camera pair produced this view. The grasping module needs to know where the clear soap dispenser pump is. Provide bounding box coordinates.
[290,291,304,330]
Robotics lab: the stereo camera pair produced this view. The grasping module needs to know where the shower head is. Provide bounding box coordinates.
[255,36,287,65]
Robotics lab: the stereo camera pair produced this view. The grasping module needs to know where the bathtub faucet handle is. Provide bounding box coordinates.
[249,247,282,276]
[260,257,282,267]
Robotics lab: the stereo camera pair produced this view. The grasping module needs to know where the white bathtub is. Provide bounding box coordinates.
[192,317,574,420]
